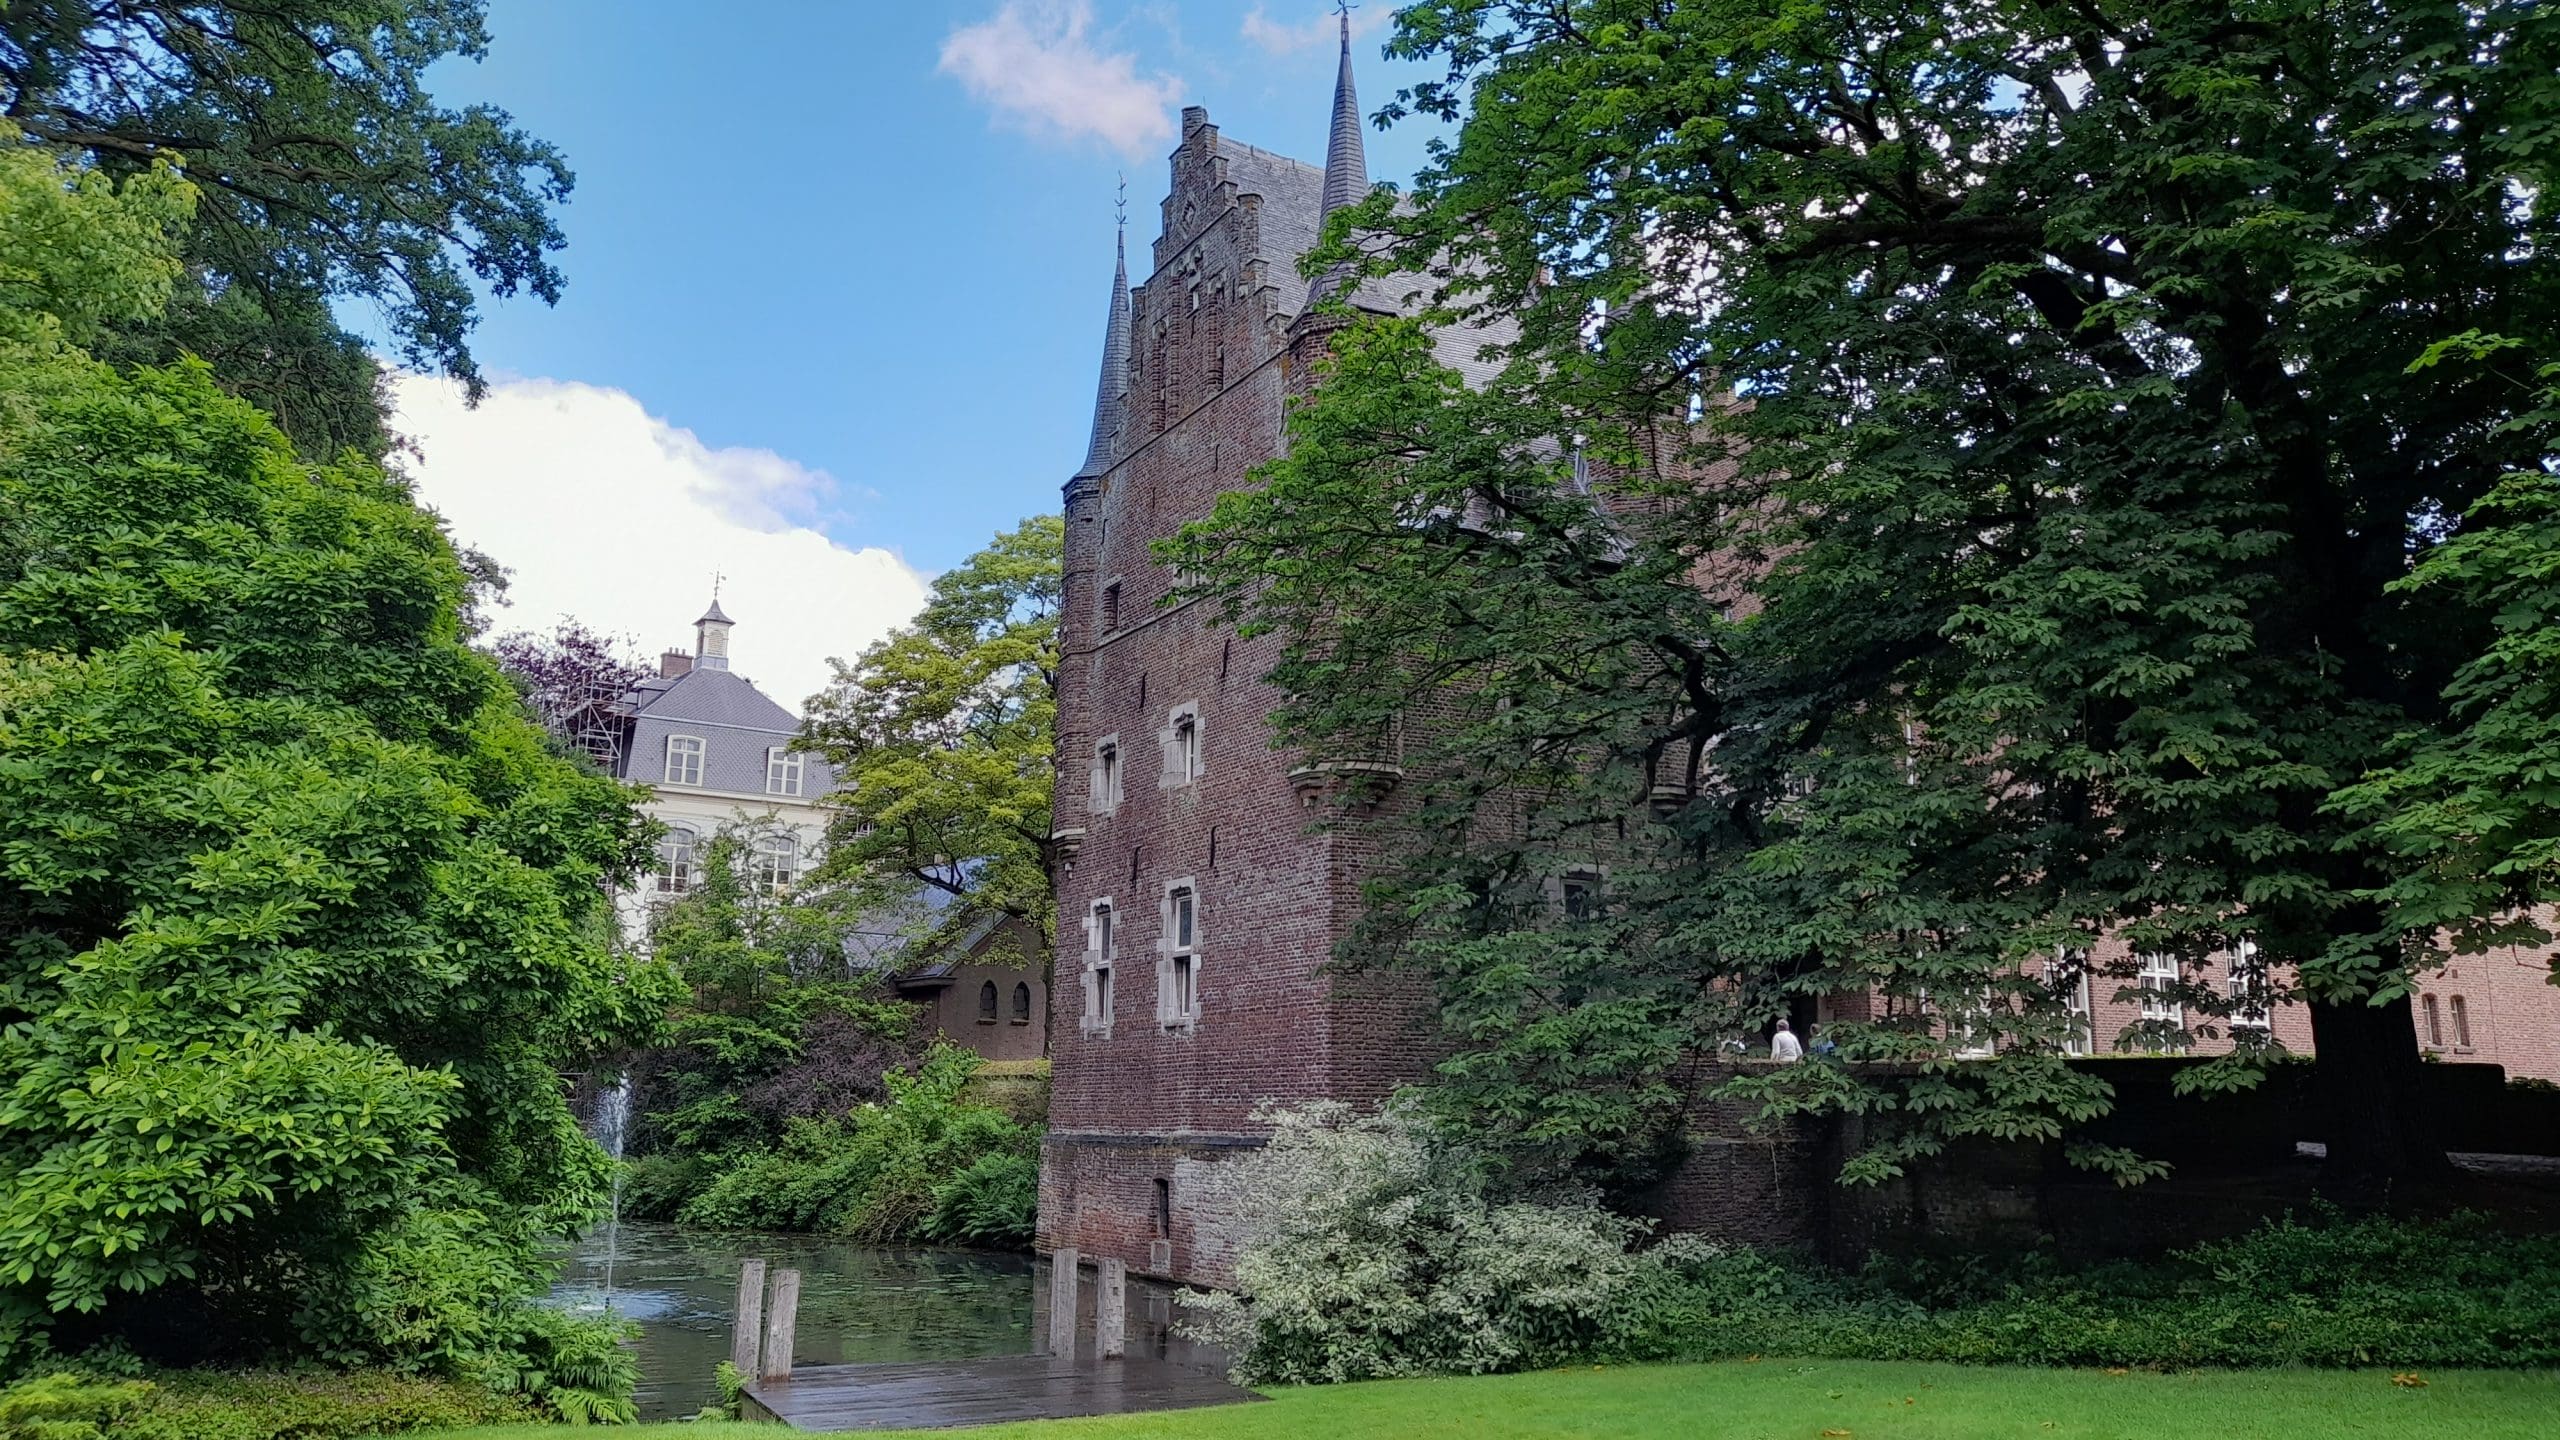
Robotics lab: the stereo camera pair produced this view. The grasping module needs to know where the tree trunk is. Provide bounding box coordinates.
[2307,992,2453,1192]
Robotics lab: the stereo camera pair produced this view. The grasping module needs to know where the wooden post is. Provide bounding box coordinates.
[1096,1257,1128,1359]
[760,1268,801,1381]
[1047,1247,1080,1359]
[731,1259,765,1379]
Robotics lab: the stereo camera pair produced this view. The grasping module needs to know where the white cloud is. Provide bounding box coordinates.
[940,1,1183,157]
[390,373,930,714]
[1240,4,1388,55]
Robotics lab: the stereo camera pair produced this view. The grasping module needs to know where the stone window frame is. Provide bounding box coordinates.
[1081,896,1117,1038]
[1162,701,1204,789]
[765,745,804,797]
[1091,734,1124,817]
[1158,876,1201,1032]
[663,734,705,787]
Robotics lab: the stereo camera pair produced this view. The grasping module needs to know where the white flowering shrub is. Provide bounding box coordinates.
[1182,1100,1686,1383]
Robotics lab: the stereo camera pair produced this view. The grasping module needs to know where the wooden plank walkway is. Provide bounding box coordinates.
[741,1352,1263,1431]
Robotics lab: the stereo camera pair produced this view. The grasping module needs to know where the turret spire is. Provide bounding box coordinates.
[1074,183,1133,481]
[1308,5,1369,306]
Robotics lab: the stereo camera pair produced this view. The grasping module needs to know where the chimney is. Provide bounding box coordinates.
[660,649,693,679]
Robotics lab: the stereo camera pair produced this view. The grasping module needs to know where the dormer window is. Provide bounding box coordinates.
[766,747,804,797]
[664,735,705,786]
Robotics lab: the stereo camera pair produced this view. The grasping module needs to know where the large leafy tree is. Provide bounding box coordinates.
[1,0,571,455]
[802,517,1062,975]
[1175,0,2559,1187]
[0,140,660,1365]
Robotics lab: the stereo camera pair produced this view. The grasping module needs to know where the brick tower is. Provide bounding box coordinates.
[1040,19,1445,1285]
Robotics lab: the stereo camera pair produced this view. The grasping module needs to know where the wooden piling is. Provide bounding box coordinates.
[761,1268,802,1381]
[1047,1247,1080,1358]
[731,1258,766,1378]
[1096,1257,1128,1359]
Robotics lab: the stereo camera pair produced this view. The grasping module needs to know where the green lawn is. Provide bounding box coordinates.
[435,1358,2560,1438]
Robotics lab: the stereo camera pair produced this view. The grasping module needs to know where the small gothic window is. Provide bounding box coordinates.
[2423,993,2444,1047]
[1012,982,1033,1024]
[979,981,999,1022]
[2450,995,2472,1048]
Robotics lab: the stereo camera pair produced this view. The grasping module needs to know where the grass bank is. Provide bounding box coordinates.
[436,1357,2560,1439]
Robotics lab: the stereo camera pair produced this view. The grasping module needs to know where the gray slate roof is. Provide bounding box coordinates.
[615,666,837,799]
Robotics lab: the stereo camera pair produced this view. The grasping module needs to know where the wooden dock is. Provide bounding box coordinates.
[740,1352,1262,1431]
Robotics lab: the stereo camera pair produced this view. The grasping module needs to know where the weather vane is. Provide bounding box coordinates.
[1116,171,1127,231]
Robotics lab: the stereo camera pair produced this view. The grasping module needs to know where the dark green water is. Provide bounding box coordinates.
[547,1222,1036,1419]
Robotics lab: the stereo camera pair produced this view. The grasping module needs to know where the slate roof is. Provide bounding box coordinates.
[1075,226,1134,481]
[615,665,837,798]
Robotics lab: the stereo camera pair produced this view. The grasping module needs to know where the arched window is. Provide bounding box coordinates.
[2422,994,2443,1048]
[1012,982,1033,1024]
[978,981,999,1022]
[751,833,797,895]
[2450,995,2472,1048]
[655,826,698,894]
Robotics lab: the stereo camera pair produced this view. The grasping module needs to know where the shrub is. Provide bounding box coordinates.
[0,1372,149,1440]
[0,1369,528,1440]
[925,1152,1040,1248]
[1182,1101,1680,1384]
[679,1045,1039,1247]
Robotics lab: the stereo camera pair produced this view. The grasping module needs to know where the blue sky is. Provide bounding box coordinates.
[386,2,1445,704]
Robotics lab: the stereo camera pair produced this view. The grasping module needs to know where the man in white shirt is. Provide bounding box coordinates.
[1770,1018,1804,1063]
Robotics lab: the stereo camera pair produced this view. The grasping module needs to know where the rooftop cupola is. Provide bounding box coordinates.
[694,595,733,671]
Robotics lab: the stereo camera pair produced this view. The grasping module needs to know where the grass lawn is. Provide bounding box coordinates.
[434,1358,2560,1438]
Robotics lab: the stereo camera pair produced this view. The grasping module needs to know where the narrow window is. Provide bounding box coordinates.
[1175,713,1200,783]
[663,735,705,786]
[655,827,698,894]
[2049,949,2093,1056]
[751,833,797,895]
[766,746,804,796]
[1153,1177,1171,1237]
[1012,982,1032,1024]
[1163,883,1198,1029]
[2423,994,2443,1048]
[2227,940,2271,1031]
[2450,995,2471,1048]
[1102,580,1123,634]
[2136,952,2183,1039]
[1094,740,1122,814]
[1083,899,1116,1034]
[1559,872,1599,922]
[979,981,999,1023]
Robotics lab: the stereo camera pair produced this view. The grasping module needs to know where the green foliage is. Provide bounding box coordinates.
[803,517,1060,972]
[469,1307,637,1426]
[0,130,194,348]
[1607,1212,2560,1371]
[1184,1102,1684,1384]
[923,1151,1040,1250]
[0,0,573,444]
[0,1371,148,1440]
[1174,0,2560,1189]
[0,152,664,1372]
[677,1047,1038,1247]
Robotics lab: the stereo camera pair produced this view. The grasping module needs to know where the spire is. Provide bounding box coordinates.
[1318,6,1368,220]
[1308,5,1369,307]
[1073,185,1134,483]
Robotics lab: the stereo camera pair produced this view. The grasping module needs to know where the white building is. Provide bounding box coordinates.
[609,599,835,938]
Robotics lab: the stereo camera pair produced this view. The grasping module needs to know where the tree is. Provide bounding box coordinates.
[1,1,572,455]
[0,139,662,1367]
[802,517,1062,979]
[490,618,650,766]
[1175,0,2559,1188]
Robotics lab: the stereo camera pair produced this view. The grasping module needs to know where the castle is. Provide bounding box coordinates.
[1040,20,2560,1289]
[1039,20,1451,1286]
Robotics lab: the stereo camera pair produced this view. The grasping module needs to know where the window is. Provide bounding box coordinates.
[1012,982,1033,1024]
[655,826,698,894]
[1102,579,1123,634]
[979,981,1000,1023]
[2048,949,2093,1056]
[766,747,804,797]
[751,833,797,895]
[1948,987,1998,1058]
[1153,1177,1171,1237]
[2423,994,2444,1048]
[1163,704,1202,787]
[2226,940,2271,1032]
[1161,882,1199,1029]
[2450,995,2472,1049]
[1082,900,1116,1035]
[2137,952,2184,1043]
[1559,871,1600,922]
[663,734,705,786]
[1092,737,1123,815]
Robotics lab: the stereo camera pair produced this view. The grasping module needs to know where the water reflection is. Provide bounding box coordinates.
[548,1223,1036,1419]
